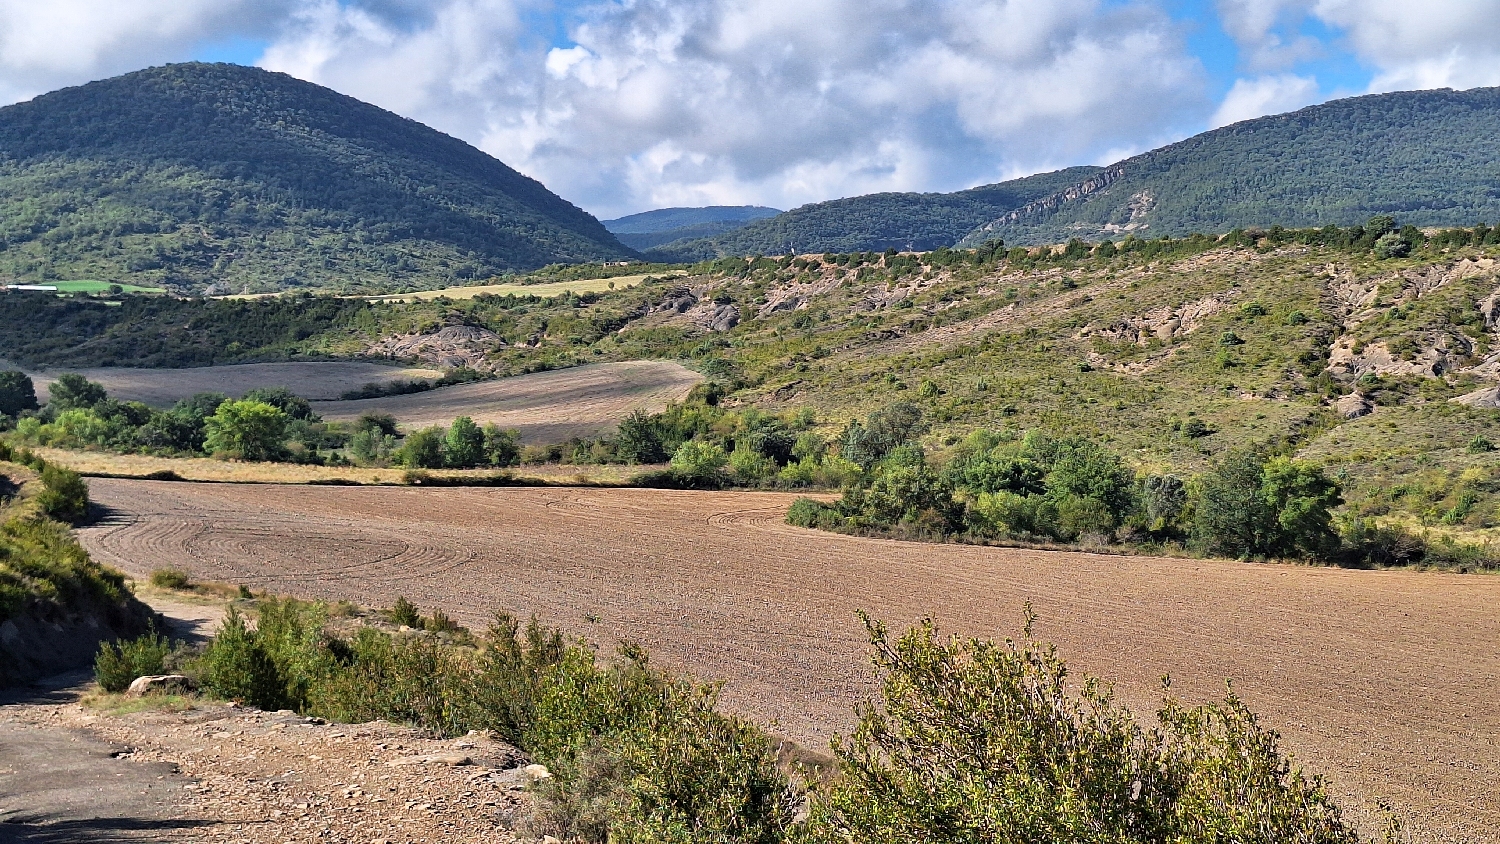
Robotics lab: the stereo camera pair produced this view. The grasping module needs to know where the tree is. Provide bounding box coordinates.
[482,424,520,467]
[242,386,317,421]
[47,373,107,411]
[0,370,38,417]
[615,409,666,463]
[669,441,728,486]
[444,416,485,468]
[1194,449,1341,559]
[399,427,447,469]
[203,400,289,461]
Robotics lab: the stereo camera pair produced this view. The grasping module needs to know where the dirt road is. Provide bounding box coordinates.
[78,480,1500,841]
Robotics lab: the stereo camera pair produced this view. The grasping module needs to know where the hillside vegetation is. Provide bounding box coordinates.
[0,63,631,295]
[6,222,1500,550]
[645,167,1101,260]
[602,205,781,251]
[964,87,1500,246]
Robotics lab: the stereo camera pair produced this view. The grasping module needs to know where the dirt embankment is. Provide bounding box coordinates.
[75,479,1500,843]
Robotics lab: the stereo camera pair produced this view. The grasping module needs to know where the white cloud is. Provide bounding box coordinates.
[1215,0,1322,70]
[0,1,286,104]
[1210,73,1319,127]
[255,0,1209,217]
[1311,0,1500,91]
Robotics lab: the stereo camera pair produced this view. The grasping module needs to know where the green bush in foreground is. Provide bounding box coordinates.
[807,613,1366,844]
[94,628,173,692]
[98,599,1376,843]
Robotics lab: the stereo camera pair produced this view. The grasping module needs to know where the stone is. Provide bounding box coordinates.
[387,752,473,767]
[125,674,194,698]
[1333,392,1373,419]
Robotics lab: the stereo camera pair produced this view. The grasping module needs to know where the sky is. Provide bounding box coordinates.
[0,1,1497,219]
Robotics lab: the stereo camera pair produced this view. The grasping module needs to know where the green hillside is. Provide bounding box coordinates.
[604,206,781,250]
[962,87,1500,247]
[7,224,1500,547]
[0,63,632,295]
[645,167,1101,260]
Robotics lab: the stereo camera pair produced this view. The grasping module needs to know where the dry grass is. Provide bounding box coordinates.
[310,360,703,440]
[30,447,649,486]
[365,271,684,303]
[27,361,443,405]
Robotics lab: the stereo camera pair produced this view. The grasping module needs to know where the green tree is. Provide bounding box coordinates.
[0,370,38,417]
[242,386,317,421]
[615,409,666,463]
[482,424,520,467]
[203,399,289,461]
[444,416,485,468]
[399,427,447,469]
[47,373,107,411]
[669,441,728,486]
[1194,450,1341,559]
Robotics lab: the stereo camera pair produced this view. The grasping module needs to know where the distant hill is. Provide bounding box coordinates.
[0,63,633,294]
[603,206,781,251]
[644,167,1101,260]
[961,87,1500,247]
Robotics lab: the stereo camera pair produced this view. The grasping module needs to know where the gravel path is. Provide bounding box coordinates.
[78,479,1500,842]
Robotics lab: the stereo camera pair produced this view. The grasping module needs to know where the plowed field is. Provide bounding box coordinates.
[25,361,442,405]
[79,480,1500,841]
[310,360,702,441]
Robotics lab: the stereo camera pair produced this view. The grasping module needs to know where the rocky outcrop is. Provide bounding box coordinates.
[367,325,502,369]
[1453,384,1500,409]
[1333,393,1374,419]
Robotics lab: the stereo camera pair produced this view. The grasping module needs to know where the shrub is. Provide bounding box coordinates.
[1194,450,1341,559]
[388,596,422,627]
[203,399,289,461]
[47,373,107,411]
[94,629,173,693]
[786,497,845,530]
[482,424,521,467]
[149,568,191,589]
[425,608,460,633]
[0,370,38,418]
[444,416,485,468]
[669,441,728,487]
[197,607,285,709]
[806,614,1365,844]
[36,464,89,524]
[399,427,447,469]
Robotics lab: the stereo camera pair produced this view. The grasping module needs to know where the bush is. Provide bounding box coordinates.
[94,629,173,692]
[806,615,1366,844]
[399,427,447,469]
[203,399,289,461]
[149,568,191,589]
[669,441,728,487]
[786,497,845,530]
[444,416,485,468]
[388,596,422,627]
[0,370,38,418]
[197,607,286,709]
[1194,450,1341,559]
[36,464,89,524]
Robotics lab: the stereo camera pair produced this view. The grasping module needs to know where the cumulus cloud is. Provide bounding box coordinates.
[257,0,1208,216]
[1217,0,1500,92]
[1210,73,1319,127]
[0,1,287,104]
[1311,0,1500,91]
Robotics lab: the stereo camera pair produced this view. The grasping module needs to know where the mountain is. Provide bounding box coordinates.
[603,206,781,250]
[0,63,633,294]
[643,167,1101,260]
[961,87,1500,247]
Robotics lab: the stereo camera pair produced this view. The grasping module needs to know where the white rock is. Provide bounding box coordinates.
[124,674,194,698]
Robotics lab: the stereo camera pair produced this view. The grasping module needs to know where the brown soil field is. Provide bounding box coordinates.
[310,360,703,441]
[17,361,443,405]
[77,480,1500,842]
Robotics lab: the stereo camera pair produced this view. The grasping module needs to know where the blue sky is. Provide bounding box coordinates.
[2,0,1496,216]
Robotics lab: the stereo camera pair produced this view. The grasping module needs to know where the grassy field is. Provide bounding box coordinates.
[364,270,685,302]
[50,280,166,294]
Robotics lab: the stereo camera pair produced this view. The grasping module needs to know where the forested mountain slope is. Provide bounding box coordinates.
[0,63,632,294]
[603,206,780,251]
[645,167,1101,260]
[962,87,1500,247]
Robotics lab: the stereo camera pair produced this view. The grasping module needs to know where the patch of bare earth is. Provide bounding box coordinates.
[26,362,443,406]
[77,480,1500,842]
[310,361,703,441]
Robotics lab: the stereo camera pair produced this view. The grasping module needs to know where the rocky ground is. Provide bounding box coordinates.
[0,596,540,844]
[2,685,538,843]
